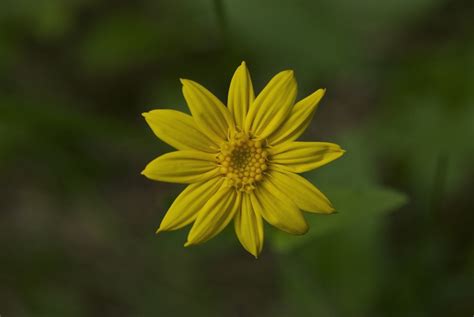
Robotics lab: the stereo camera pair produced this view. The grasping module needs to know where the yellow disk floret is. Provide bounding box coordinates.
[217,132,269,192]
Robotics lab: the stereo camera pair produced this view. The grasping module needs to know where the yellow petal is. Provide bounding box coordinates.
[157,177,225,232]
[142,150,219,183]
[251,180,308,235]
[268,169,334,213]
[271,141,344,173]
[143,110,218,152]
[268,89,326,145]
[181,79,234,144]
[227,61,255,129]
[185,186,240,246]
[234,193,264,258]
[244,70,297,139]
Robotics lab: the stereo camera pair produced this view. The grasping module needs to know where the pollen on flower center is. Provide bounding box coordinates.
[217,132,268,192]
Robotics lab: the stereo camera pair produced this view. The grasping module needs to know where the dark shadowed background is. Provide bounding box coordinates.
[1,0,473,316]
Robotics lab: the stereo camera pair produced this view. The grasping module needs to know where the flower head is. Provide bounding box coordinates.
[142,62,344,257]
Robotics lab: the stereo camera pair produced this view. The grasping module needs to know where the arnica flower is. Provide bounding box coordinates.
[142,62,344,257]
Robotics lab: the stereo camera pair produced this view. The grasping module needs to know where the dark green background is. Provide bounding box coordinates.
[1,0,473,316]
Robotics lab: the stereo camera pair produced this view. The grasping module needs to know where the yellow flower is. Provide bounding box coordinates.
[142,62,344,257]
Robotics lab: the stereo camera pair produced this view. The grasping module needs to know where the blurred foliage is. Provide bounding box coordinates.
[0,0,473,316]
[271,186,408,253]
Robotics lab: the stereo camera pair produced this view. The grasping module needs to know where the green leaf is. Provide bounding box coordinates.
[271,185,408,253]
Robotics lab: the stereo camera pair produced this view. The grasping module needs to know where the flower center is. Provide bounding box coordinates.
[217,132,268,192]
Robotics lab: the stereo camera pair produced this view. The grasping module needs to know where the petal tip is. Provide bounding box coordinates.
[252,249,261,259]
[184,241,192,247]
[141,169,152,179]
[245,248,259,259]
[283,69,295,77]
[141,112,149,118]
